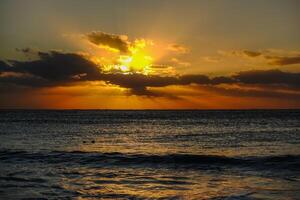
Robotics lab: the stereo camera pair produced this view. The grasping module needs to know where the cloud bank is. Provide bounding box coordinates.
[230,50,300,66]
[1,50,299,98]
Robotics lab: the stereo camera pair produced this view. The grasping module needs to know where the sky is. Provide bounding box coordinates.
[0,0,299,109]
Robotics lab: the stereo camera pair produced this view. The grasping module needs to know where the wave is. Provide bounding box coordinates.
[0,149,299,171]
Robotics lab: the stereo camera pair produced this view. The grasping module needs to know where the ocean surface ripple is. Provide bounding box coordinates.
[0,110,299,199]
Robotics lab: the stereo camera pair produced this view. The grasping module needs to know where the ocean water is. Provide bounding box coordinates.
[0,110,299,200]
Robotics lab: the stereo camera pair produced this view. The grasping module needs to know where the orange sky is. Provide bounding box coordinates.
[0,0,299,109]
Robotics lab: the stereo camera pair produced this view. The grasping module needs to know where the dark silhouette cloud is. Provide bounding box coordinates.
[1,51,299,97]
[267,55,300,66]
[211,76,236,84]
[229,50,262,57]
[100,73,178,95]
[233,69,300,88]
[243,50,262,57]
[179,75,210,85]
[87,31,129,53]
[230,49,300,66]
[15,48,32,53]
[203,85,300,100]
[6,51,101,83]
[0,60,11,72]
[0,73,51,88]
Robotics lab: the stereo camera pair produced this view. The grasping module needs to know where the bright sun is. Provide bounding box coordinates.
[116,39,153,74]
[118,52,152,74]
[91,39,154,75]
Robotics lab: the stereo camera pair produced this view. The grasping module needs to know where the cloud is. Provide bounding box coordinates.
[242,50,262,57]
[266,55,300,66]
[87,31,130,53]
[225,49,300,66]
[110,69,300,96]
[171,58,191,66]
[202,85,300,100]
[227,50,262,58]
[1,51,101,87]
[233,69,300,88]
[15,48,32,53]
[1,50,300,98]
[0,72,51,88]
[0,60,11,72]
[167,44,189,54]
[200,56,220,63]
[101,73,178,95]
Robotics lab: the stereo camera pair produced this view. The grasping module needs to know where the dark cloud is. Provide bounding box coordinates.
[211,76,235,84]
[5,51,101,84]
[102,74,211,95]
[243,50,262,57]
[230,49,300,66]
[0,60,11,72]
[15,48,32,53]
[87,31,129,53]
[0,73,51,88]
[233,69,300,88]
[101,73,178,95]
[1,51,300,98]
[266,55,300,66]
[178,75,210,85]
[203,85,300,100]
[230,50,262,57]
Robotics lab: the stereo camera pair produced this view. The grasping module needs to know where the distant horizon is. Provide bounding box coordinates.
[1,108,300,111]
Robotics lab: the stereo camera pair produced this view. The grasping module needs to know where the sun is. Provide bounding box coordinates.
[116,39,153,74]
[92,39,154,75]
[118,52,152,74]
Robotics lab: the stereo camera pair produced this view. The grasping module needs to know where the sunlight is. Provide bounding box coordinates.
[119,65,129,72]
[116,39,154,74]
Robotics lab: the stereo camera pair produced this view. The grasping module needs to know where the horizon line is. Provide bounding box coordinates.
[1,108,299,111]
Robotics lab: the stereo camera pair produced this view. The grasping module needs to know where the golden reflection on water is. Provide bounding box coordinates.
[74,136,298,157]
[57,120,300,199]
[58,166,299,200]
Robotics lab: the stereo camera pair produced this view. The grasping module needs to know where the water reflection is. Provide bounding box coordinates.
[55,165,300,199]
[1,110,299,199]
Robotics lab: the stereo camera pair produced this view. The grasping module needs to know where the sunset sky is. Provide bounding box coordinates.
[0,0,299,109]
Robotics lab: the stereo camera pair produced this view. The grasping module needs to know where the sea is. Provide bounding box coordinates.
[0,110,299,200]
